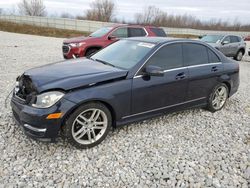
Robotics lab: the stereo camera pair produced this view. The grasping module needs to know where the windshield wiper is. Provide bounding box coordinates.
[94,58,115,67]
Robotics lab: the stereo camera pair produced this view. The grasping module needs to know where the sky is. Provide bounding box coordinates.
[0,0,250,24]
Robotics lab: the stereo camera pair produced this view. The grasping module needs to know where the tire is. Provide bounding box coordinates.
[85,48,99,57]
[234,50,244,61]
[63,102,112,149]
[207,83,229,112]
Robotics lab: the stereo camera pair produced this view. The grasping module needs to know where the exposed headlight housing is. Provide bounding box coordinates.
[32,91,64,108]
[69,42,86,47]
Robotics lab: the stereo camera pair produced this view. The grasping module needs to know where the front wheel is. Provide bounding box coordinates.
[63,102,112,149]
[207,83,229,112]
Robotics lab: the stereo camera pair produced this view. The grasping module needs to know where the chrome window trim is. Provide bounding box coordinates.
[122,97,206,119]
[133,62,222,79]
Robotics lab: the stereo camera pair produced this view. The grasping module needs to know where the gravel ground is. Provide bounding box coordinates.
[0,31,249,187]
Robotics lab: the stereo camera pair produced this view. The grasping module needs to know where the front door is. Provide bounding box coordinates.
[131,43,188,114]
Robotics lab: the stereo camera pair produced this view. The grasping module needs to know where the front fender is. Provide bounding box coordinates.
[64,79,132,121]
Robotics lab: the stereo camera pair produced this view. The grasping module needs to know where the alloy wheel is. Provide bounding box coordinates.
[71,108,108,145]
[211,86,228,110]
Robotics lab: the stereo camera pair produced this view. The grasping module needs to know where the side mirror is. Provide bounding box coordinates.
[144,65,164,77]
[108,35,117,40]
[222,40,229,45]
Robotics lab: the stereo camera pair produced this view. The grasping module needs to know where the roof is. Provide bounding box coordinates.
[126,37,200,45]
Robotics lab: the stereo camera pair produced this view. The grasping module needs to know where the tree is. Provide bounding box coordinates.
[60,12,74,19]
[135,6,163,25]
[18,0,46,16]
[85,0,115,22]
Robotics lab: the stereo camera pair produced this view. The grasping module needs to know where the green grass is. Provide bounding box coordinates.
[0,20,90,38]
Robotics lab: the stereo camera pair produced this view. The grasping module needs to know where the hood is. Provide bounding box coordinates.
[23,58,128,92]
[63,36,93,43]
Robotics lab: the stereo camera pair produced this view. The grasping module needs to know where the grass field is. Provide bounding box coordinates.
[0,20,199,39]
[0,20,90,38]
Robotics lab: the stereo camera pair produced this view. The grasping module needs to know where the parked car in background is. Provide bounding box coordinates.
[244,35,250,41]
[12,37,239,149]
[62,24,167,59]
[200,34,246,61]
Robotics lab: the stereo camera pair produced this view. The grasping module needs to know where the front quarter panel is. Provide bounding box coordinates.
[63,79,132,121]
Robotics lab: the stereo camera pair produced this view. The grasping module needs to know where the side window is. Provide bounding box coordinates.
[128,28,147,37]
[183,43,208,66]
[230,36,239,43]
[150,28,167,37]
[223,36,231,43]
[147,44,183,70]
[111,28,128,38]
[207,48,221,63]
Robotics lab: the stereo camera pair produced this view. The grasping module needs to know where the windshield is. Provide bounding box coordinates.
[89,27,113,37]
[201,35,224,43]
[91,40,155,69]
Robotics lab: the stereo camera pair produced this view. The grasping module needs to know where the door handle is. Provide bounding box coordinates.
[175,72,186,80]
[211,66,218,72]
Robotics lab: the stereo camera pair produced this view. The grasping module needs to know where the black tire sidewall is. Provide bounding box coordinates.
[207,83,229,112]
[63,102,112,149]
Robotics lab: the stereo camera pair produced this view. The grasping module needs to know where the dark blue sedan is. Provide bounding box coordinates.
[11,37,239,148]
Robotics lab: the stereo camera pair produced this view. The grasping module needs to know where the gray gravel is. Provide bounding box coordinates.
[0,31,249,187]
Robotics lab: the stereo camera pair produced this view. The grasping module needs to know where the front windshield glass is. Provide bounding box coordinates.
[201,35,224,43]
[89,27,113,37]
[91,40,155,69]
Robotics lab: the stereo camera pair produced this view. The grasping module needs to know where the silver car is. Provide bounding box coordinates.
[201,35,246,61]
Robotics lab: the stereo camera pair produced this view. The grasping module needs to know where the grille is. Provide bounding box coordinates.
[62,45,70,54]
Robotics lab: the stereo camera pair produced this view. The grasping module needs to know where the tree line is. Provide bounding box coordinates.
[1,0,250,32]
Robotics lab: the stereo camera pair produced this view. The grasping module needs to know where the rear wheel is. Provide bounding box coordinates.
[207,83,229,112]
[63,102,112,149]
[234,50,244,61]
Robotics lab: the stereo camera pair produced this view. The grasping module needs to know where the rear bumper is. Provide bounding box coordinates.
[11,97,76,141]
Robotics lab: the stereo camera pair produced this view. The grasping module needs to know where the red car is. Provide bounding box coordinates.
[244,35,250,41]
[62,24,167,59]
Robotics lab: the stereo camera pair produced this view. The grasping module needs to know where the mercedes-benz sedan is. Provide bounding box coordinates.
[11,37,239,149]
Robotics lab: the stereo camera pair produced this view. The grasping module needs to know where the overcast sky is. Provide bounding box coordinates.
[1,0,250,24]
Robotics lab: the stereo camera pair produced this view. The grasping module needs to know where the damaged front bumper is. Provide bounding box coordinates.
[11,96,76,142]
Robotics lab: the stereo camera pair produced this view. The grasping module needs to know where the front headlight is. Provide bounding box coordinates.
[69,42,86,47]
[32,91,64,108]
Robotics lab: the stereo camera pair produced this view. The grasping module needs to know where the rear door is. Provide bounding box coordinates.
[183,43,223,101]
[131,43,188,114]
[230,36,240,56]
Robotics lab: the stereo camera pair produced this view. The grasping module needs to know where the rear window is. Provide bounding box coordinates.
[207,48,220,63]
[150,28,167,37]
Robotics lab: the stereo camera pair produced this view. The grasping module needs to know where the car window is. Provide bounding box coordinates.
[230,36,240,43]
[207,48,221,63]
[128,28,147,37]
[147,44,183,70]
[223,36,231,43]
[90,27,113,37]
[111,27,128,38]
[183,43,208,66]
[150,28,167,37]
[91,40,154,69]
[200,35,224,43]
